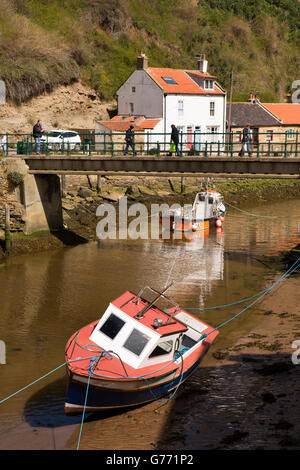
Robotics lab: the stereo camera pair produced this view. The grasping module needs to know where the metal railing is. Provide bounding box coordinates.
[0,131,299,158]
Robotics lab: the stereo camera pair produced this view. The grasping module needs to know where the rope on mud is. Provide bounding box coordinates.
[199,256,300,341]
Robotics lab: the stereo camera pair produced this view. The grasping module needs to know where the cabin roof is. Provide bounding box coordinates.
[111,291,188,337]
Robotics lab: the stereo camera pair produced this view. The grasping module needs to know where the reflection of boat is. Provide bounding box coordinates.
[160,190,226,232]
[64,285,218,414]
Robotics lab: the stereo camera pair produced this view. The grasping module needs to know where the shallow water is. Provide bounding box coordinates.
[0,197,299,449]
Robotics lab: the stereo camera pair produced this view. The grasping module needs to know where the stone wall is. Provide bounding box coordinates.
[0,160,25,232]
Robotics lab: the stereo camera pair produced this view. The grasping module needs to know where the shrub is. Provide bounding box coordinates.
[7,171,24,186]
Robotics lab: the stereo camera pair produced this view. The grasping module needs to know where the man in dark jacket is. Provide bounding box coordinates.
[170,124,181,156]
[124,125,135,156]
[33,120,43,155]
[239,124,252,157]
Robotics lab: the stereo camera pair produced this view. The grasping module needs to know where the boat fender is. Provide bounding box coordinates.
[192,223,198,232]
[216,218,222,227]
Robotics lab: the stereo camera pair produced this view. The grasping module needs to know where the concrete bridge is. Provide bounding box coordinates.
[2,155,300,236]
[23,155,300,178]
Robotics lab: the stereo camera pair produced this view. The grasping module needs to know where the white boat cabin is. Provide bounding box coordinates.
[89,288,208,369]
[192,191,225,221]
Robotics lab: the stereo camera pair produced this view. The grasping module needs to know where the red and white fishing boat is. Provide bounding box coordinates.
[64,285,218,414]
[160,190,226,232]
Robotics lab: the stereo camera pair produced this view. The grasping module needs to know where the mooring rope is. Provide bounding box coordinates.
[224,201,279,219]
[199,255,300,341]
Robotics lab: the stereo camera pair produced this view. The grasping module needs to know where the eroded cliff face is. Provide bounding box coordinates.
[0,81,114,134]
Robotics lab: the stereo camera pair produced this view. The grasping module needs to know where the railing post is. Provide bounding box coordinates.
[180,131,183,156]
[256,140,260,158]
[268,139,271,157]
[284,131,288,158]
[296,131,299,157]
[147,131,149,155]
[111,140,114,157]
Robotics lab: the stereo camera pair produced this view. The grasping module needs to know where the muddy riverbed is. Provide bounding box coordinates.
[0,195,299,450]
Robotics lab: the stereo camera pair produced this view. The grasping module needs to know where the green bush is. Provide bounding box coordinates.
[7,172,24,186]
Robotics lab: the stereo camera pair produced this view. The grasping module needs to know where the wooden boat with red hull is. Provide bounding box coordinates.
[160,190,226,233]
[64,285,218,414]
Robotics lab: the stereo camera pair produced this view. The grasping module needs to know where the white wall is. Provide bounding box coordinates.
[117,70,164,118]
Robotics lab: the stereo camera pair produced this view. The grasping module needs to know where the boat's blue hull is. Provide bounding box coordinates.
[65,356,202,413]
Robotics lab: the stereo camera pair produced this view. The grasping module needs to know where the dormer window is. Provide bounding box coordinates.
[204,79,214,90]
[162,77,177,85]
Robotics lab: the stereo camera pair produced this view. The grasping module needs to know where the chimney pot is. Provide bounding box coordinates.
[196,54,208,73]
[137,52,148,70]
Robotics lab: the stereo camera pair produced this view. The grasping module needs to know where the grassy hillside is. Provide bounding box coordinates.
[0,0,299,104]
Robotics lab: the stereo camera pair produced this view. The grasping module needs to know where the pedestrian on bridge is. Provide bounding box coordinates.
[239,124,252,157]
[170,124,181,156]
[0,133,7,155]
[33,120,43,155]
[124,125,136,156]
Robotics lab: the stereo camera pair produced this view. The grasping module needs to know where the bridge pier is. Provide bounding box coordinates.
[2,158,63,235]
[22,173,63,234]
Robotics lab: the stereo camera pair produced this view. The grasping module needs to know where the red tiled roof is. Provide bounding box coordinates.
[98,116,161,131]
[262,104,300,125]
[146,67,224,95]
[138,119,161,129]
[97,121,143,132]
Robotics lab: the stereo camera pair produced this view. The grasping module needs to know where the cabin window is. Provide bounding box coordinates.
[208,197,214,204]
[123,329,150,356]
[149,340,173,358]
[199,193,205,201]
[181,334,197,349]
[99,313,125,340]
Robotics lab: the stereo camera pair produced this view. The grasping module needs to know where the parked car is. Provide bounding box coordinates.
[41,130,81,151]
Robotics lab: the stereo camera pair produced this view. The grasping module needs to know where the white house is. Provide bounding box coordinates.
[115,53,226,152]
